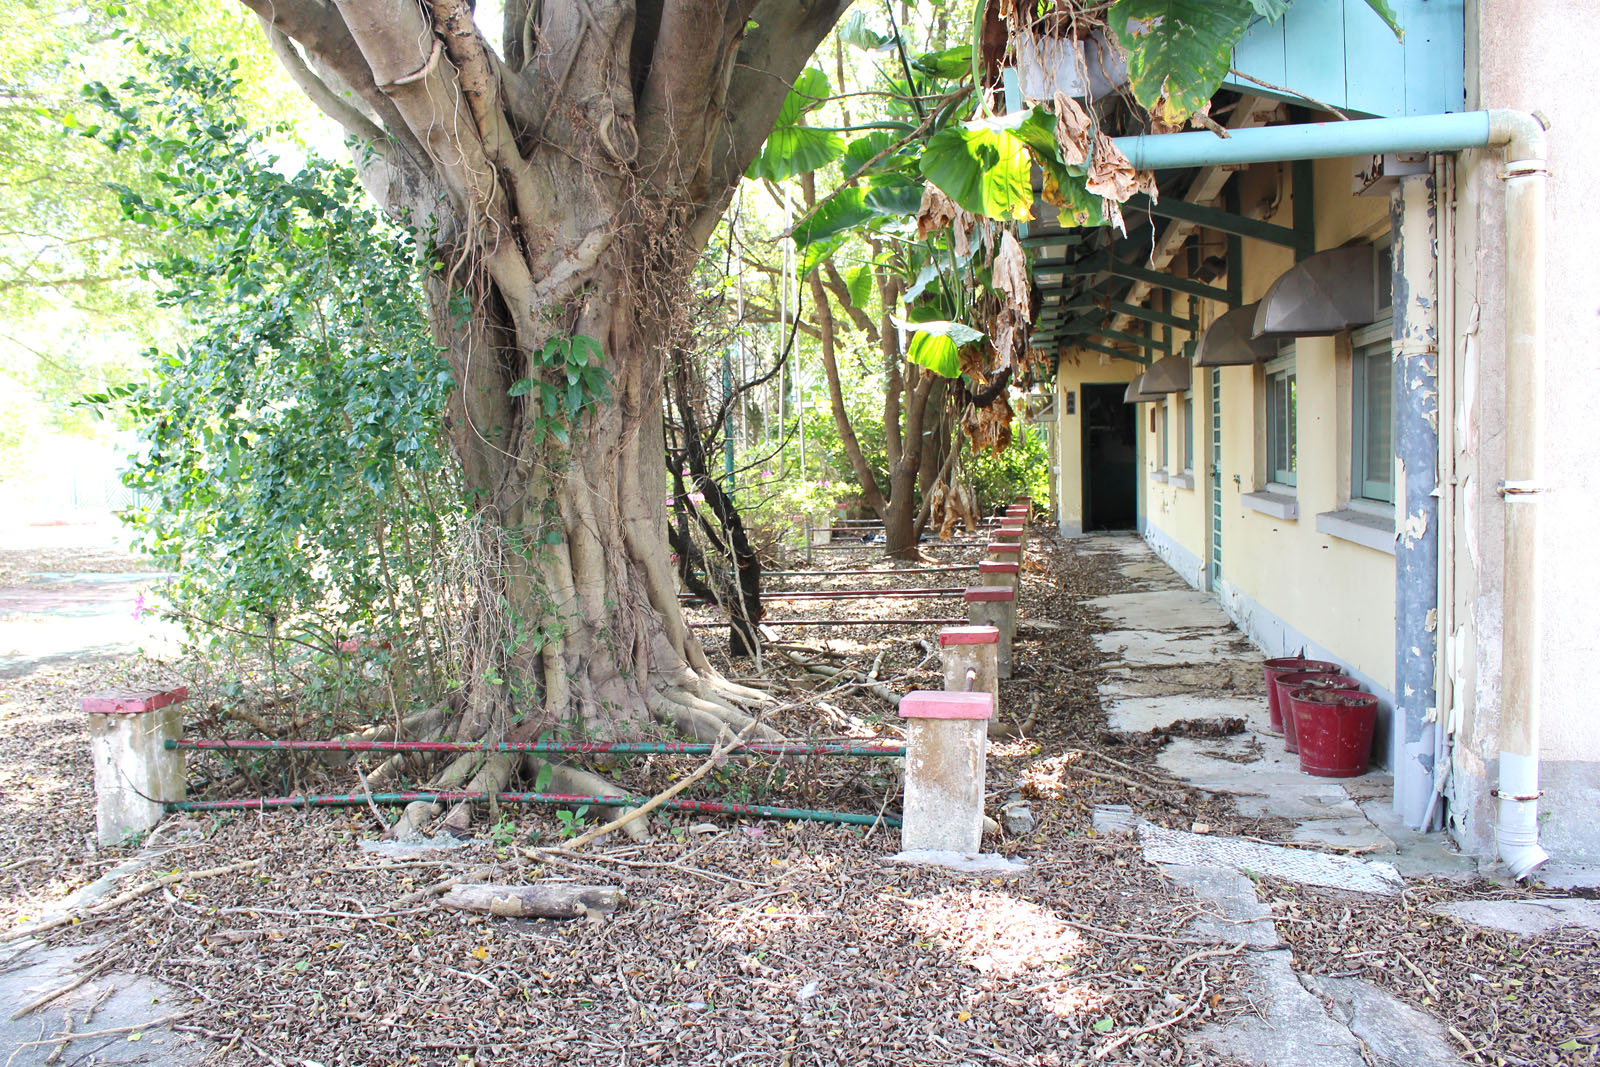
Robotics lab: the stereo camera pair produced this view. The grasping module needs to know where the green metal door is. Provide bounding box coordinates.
[1209,368,1223,589]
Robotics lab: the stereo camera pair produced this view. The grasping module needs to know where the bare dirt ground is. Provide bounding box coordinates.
[2,526,1598,1066]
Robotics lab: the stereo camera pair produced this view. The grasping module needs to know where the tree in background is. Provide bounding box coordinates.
[0,0,313,480]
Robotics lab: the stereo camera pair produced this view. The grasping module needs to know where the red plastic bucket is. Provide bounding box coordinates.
[1262,658,1340,734]
[1274,672,1361,753]
[1289,688,1378,777]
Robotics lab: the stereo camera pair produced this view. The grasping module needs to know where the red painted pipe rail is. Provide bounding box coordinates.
[688,617,967,628]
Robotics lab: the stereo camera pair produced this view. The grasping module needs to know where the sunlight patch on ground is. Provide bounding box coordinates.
[901,889,1084,980]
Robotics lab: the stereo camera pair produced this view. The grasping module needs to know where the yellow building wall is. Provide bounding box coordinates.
[1210,157,1397,690]
[1045,157,1400,691]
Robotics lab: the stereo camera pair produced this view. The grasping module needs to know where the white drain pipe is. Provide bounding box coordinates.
[1488,110,1550,881]
[1119,110,1551,877]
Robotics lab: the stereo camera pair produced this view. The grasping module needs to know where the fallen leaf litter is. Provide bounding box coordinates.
[3,530,1597,1065]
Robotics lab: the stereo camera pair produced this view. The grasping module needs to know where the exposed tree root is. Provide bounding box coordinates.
[442,753,518,832]
[528,758,650,843]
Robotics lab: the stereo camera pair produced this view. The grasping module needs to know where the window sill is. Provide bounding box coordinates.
[1316,508,1396,555]
[1150,469,1169,484]
[1169,472,1195,491]
[1241,489,1298,521]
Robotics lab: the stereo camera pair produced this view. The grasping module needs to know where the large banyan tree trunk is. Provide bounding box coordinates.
[246,0,852,782]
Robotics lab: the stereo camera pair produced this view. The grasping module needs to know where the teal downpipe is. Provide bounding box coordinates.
[1115,113,1493,170]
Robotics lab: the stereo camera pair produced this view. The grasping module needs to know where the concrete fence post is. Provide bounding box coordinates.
[940,625,1001,736]
[898,690,994,853]
[964,586,1016,678]
[995,520,1027,554]
[84,687,187,847]
[978,559,1019,594]
[985,541,1021,565]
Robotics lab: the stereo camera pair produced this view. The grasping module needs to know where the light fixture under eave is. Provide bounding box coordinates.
[1195,303,1278,367]
[1252,245,1380,339]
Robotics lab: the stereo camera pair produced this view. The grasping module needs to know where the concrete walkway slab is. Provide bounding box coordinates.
[1083,589,1237,631]
[1433,897,1600,936]
[1105,693,1263,733]
[0,941,208,1066]
[1299,974,1463,1067]
[1093,629,1253,668]
[1139,822,1403,895]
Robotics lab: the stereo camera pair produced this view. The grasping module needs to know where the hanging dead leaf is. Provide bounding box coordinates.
[1084,131,1155,204]
[959,346,989,384]
[917,185,975,259]
[955,482,980,533]
[992,230,1031,315]
[1052,92,1093,167]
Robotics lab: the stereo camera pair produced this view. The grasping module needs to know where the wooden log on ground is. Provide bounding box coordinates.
[438,883,626,919]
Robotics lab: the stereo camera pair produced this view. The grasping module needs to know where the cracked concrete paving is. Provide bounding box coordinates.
[1076,534,1476,1066]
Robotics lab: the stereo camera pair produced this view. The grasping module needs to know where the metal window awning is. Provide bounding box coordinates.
[1194,303,1279,367]
[1142,355,1192,394]
[1252,246,1379,339]
[1123,374,1162,404]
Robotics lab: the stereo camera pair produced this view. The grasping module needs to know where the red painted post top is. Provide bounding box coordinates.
[979,560,1019,575]
[899,690,994,720]
[964,585,1015,603]
[82,687,188,715]
[938,625,1000,646]
[986,542,1022,555]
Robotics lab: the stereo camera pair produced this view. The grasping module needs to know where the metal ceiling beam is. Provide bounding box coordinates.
[1057,294,1198,331]
[1104,260,1237,305]
[1122,193,1313,256]
[1067,339,1151,365]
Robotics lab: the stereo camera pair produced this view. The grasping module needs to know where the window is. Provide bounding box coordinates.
[1266,348,1297,487]
[1158,401,1169,470]
[1182,392,1194,472]
[1351,323,1394,503]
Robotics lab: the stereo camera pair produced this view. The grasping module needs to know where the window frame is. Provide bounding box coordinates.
[1350,320,1395,505]
[1265,346,1297,488]
[1182,391,1194,473]
[1158,400,1169,472]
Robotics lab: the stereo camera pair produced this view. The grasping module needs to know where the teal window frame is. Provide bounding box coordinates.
[1266,347,1297,487]
[1182,392,1194,472]
[1158,401,1169,470]
[1351,321,1395,504]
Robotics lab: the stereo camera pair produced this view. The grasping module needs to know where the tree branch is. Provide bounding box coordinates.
[258,19,388,151]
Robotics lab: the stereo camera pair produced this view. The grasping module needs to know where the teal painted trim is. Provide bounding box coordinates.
[1106,259,1238,305]
[1091,327,1164,351]
[1125,194,1312,256]
[1292,160,1315,263]
[1114,112,1491,170]
[1022,234,1082,249]
[1074,340,1151,365]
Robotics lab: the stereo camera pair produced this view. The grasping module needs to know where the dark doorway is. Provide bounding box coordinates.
[1082,384,1138,530]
